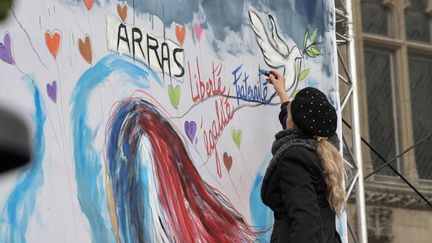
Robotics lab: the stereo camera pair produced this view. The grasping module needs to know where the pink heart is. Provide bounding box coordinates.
[46,80,57,103]
[0,32,15,65]
[194,24,203,41]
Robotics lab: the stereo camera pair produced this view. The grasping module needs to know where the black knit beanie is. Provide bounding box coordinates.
[291,87,337,137]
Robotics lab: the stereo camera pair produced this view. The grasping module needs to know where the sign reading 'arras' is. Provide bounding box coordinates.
[107,15,185,78]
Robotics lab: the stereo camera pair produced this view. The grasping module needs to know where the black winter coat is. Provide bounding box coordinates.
[261,120,342,242]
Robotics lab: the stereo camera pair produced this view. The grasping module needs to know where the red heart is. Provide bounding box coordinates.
[223,152,233,172]
[117,3,127,22]
[45,30,61,59]
[78,35,92,64]
[176,24,186,45]
[83,0,94,11]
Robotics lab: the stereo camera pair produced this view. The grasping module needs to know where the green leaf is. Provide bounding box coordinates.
[299,69,310,81]
[303,29,309,50]
[295,62,301,76]
[306,49,315,58]
[311,46,321,56]
[310,28,318,44]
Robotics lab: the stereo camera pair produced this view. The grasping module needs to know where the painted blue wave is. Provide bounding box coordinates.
[250,155,274,243]
[0,77,46,243]
[71,54,162,243]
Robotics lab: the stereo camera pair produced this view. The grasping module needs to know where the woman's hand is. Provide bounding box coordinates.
[267,70,289,102]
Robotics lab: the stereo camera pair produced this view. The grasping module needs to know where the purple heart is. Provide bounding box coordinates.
[0,33,15,65]
[184,121,197,143]
[46,81,57,103]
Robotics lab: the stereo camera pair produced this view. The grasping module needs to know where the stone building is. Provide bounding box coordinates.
[342,0,432,242]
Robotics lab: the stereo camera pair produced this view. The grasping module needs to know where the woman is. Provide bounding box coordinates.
[261,70,344,242]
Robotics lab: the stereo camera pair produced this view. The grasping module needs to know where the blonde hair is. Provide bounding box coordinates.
[316,138,345,213]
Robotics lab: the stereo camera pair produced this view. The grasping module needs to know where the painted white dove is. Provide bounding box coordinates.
[248,10,303,95]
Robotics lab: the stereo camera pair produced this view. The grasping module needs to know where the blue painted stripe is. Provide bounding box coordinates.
[0,77,46,243]
[249,155,274,243]
[71,54,161,243]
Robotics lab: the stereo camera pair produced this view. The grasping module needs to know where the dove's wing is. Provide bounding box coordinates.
[269,15,289,56]
[284,46,303,92]
[248,10,285,68]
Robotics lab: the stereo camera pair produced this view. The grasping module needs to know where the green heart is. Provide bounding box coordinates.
[167,84,181,109]
[232,128,242,149]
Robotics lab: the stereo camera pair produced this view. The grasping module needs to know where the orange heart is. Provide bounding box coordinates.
[45,30,61,59]
[117,3,127,23]
[175,24,186,46]
[223,152,233,172]
[78,35,92,64]
[83,0,94,10]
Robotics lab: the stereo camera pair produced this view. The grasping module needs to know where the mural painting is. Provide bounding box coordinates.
[0,0,343,242]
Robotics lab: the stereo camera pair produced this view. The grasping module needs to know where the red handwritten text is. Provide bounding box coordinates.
[203,89,234,177]
[188,57,226,102]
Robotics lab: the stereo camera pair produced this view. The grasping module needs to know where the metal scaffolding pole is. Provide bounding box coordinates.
[335,0,368,242]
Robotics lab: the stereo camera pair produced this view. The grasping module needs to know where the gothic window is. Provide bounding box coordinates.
[364,48,399,176]
[405,0,432,42]
[408,55,432,180]
[361,0,392,36]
